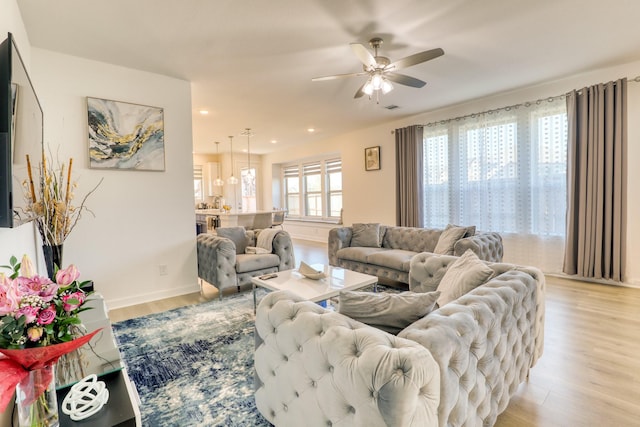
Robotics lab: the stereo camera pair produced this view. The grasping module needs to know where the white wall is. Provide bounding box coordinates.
[30,49,198,309]
[262,59,640,286]
[0,0,41,269]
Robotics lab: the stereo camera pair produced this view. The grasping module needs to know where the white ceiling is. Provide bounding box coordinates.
[17,0,640,154]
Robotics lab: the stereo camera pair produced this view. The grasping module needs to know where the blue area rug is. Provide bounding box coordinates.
[112,290,271,426]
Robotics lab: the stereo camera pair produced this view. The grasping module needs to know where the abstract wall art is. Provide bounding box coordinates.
[87,97,165,171]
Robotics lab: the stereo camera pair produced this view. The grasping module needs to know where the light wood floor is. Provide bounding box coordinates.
[109,239,640,426]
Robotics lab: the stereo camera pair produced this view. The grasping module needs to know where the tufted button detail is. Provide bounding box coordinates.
[270,410,276,418]
[326,421,332,426]
[294,391,299,398]
[283,404,288,412]
[283,355,288,362]
[328,365,334,373]
[298,345,303,352]
[348,406,355,414]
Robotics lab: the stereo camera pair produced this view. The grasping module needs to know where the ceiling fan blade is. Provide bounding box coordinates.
[387,48,444,71]
[312,72,367,82]
[350,43,377,68]
[386,72,427,88]
[354,82,367,98]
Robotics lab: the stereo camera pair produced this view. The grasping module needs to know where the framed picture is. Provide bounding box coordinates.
[365,146,380,171]
[87,97,165,171]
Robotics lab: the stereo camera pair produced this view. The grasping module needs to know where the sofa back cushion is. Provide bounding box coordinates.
[350,223,382,248]
[382,226,442,252]
[215,226,249,254]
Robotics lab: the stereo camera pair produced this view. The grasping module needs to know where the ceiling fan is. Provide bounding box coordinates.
[312,37,444,99]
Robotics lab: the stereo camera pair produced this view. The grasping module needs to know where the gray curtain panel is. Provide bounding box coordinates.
[395,125,424,227]
[563,78,627,281]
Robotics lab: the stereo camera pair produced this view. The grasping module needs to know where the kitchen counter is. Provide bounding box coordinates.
[196,209,275,230]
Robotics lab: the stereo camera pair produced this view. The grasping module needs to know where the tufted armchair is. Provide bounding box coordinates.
[196,228,295,299]
[254,254,544,426]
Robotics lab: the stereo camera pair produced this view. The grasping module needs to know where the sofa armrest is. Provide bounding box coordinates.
[196,233,237,291]
[454,232,503,262]
[272,231,296,271]
[328,227,353,266]
[254,290,440,427]
[399,268,544,427]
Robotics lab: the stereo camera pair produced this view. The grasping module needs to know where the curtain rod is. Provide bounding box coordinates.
[419,75,640,128]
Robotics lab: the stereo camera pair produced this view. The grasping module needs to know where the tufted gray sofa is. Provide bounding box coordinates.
[328,225,503,284]
[196,229,295,299]
[254,253,544,427]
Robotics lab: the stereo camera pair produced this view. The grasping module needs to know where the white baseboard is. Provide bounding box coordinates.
[106,283,200,310]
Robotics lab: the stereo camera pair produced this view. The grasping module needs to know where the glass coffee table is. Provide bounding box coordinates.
[251,264,378,313]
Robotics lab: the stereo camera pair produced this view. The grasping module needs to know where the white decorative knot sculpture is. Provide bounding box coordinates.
[62,374,109,421]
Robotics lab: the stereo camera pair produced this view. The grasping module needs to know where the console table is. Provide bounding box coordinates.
[55,293,142,427]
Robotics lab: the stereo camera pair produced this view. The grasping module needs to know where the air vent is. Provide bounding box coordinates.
[384,104,399,110]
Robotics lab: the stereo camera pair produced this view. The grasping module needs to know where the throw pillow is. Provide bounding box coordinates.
[436,249,495,306]
[433,225,467,255]
[447,223,476,238]
[338,290,441,335]
[215,226,249,255]
[350,223,381,248]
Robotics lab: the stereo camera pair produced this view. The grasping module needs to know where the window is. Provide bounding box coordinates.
[423,99,567,237]
[326,159,342,218]
[283,165,300,216]
[194,165,204,202]
[241,167,257,212]
[283,158,341,220]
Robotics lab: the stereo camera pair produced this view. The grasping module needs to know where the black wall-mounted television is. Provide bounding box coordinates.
[0,32,44,228]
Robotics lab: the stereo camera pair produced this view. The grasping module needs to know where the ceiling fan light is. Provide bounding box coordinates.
[381,79,394,94]
[371,73,383,90]
[363,79,374,95]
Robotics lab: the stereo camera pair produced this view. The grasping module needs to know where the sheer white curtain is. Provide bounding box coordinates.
[423,99,567,272]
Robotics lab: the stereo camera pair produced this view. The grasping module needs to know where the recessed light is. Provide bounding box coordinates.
[199,110,209,115]
[307,128,315,133]
[270,140,277,144]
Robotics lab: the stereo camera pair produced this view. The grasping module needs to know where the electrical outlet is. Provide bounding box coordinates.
[158,264,168,276]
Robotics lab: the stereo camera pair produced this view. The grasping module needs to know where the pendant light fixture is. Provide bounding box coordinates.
[241,127,254,176]
[213,141,224,186]
[227,135,238,185]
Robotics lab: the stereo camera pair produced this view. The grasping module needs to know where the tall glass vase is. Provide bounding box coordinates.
[42,244,63,280]
[15,363,60,427]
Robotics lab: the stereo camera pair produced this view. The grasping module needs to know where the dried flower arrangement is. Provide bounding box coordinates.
[23,151,102,246]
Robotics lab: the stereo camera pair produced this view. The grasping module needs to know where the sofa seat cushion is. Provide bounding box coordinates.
[235,254,280,273]
[366,249,417,272]
[336,247,387,263]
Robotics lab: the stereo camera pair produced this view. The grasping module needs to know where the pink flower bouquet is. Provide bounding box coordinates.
[0,255,99,412]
